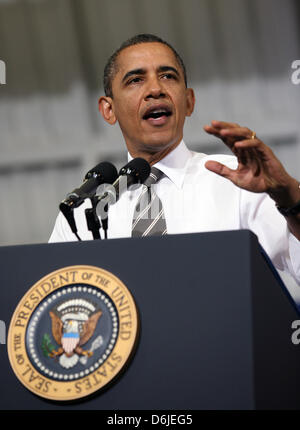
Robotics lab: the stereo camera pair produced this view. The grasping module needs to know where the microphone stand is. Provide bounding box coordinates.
[85,195,102,240]
[100,203,109,239]
[59,202,82,241]
[96,194,110,240]
[60,194,106,241]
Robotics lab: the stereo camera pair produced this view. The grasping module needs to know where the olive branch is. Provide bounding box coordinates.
[41,333,55,357]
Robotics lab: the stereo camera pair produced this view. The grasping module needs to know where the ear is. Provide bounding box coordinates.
[98,96,117,125]
[185,88,195,117]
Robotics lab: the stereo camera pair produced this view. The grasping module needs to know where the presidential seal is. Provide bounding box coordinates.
[7,265,139,401]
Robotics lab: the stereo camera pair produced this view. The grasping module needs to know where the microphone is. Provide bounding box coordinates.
[96,158,151,207]
[60,161,118,210]
[59,161,118,241]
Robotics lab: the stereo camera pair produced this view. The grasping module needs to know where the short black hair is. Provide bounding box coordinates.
[103,33,187,98]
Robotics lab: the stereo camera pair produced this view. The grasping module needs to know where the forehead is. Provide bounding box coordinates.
[115,42,181,77]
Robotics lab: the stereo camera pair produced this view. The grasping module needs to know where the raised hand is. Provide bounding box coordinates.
[203,120,300,239]
[203,120,293,194]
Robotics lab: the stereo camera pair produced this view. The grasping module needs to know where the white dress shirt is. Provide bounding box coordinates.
[49,141,300,284]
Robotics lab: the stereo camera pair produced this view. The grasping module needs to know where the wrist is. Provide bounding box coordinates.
[268,177,300,208]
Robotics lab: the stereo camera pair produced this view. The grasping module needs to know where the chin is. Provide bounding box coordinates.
[142,134,180,152]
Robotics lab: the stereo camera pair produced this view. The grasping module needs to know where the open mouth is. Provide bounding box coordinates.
[142,106,173,122]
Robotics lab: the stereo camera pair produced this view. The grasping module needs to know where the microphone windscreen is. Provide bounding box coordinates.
[120,158,151,183]
[85,161,118,184]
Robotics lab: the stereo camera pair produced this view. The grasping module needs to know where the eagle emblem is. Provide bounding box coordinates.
[44,298,102,369]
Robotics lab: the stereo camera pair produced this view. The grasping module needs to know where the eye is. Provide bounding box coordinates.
[127,77,143,85]
[161,73,177,80]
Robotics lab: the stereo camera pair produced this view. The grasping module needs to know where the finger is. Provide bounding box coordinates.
[234,139,267,174]
[220,127,254,139]
[203,125,217,134]
[234,139,267,157]
[234,138,263,149]
[234,139,262,163]
[235,147,262,174]
[204,125,252,148]
[203,121,241,135]
[203,125,232,139]
[203,125,225,140]
[233,140,265,175]
[235,147,250,166]
[210,120,240,129]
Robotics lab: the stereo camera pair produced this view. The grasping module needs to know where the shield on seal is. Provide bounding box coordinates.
[62,331,80,354]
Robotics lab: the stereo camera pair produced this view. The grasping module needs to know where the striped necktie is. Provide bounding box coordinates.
[132,167,167,237]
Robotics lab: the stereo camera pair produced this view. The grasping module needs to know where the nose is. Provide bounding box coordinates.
[145,75,165,100]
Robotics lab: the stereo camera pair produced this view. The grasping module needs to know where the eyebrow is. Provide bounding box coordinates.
[121,65,180,83]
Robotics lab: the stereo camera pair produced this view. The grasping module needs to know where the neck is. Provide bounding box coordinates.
[128,140,181,166]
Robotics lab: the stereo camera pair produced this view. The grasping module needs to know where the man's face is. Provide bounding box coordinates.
[99,42,195,159]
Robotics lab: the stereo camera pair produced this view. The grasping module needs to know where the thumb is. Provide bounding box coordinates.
[204,160,235,180]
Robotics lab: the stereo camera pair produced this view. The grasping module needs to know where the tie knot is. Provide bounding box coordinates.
[144,167,164,187]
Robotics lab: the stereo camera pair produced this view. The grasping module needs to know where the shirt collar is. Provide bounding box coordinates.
[127,140,191,189]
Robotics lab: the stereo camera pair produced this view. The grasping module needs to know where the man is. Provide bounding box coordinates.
[49,34,300,283]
